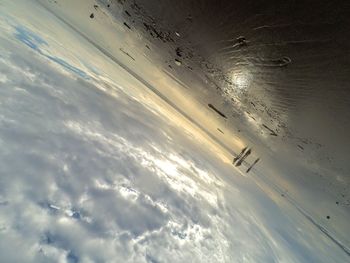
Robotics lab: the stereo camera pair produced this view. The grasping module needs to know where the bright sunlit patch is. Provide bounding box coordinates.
[154,159,178,177]
[94,179,112,190]
[232,69,251,90]
[119,186,139,201]
[58,216,71,225]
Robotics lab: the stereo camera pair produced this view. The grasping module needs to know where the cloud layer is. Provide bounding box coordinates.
[0,1,349,262]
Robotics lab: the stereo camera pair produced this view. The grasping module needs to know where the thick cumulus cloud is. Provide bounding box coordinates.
[0,2,349,263]
[0,36,234,263]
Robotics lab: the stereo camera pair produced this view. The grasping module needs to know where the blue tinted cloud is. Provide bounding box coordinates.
[14,25,88,79]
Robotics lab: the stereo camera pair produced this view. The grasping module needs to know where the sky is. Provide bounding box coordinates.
[0,0,349,262]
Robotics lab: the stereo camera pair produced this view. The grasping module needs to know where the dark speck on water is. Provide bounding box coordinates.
[174,58,182,66]
[119,48,135,61]
[217,128,224,134]
[235,148,252,167]
[208,103,227,119]
[175,47,183,57]
[124,22,131,29]
[236,36,248,47]
[298,145,304,150]
[246,158,260,173]
[233,147,247,164]
[90,13,94,19]
[262,124,278,136]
